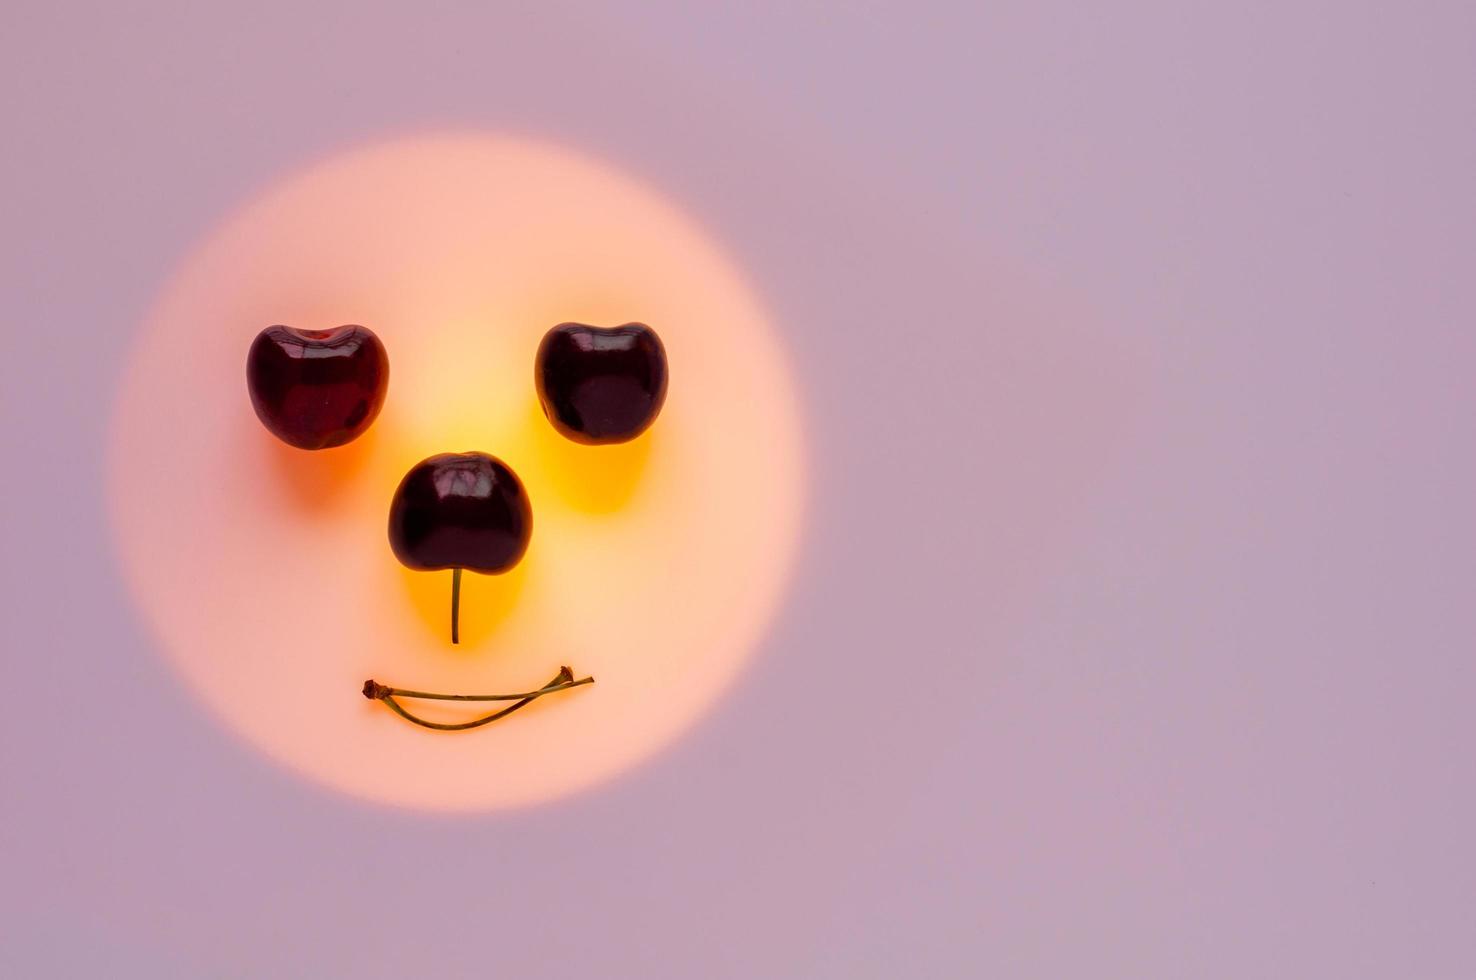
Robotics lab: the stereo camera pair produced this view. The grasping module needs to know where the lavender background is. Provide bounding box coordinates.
[3,2,1474,977]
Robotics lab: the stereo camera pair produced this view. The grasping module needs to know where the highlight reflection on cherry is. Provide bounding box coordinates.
[387,451,532,643]
[246,324,389,450]
[535,322,668,445]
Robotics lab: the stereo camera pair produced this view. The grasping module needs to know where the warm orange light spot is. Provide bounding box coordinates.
[259,415,380,512]
[109,134,805,811]
[398,560,530,650]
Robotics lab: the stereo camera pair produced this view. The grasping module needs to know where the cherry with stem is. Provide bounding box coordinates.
[387,452,531,646]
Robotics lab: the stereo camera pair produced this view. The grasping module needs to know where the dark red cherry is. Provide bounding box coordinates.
[246,324,388,450]
[387,452,532,574]
[389,452,532,643]
[535,322,668,445]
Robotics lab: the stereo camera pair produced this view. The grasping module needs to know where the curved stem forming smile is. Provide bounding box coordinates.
[361,667,594,731]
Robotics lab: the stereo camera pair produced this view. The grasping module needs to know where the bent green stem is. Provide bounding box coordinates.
[362,667,594,732]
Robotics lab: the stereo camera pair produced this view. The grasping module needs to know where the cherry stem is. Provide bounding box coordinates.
[361,668,594,732]
[364,673,595,702]
[451,567,462,644]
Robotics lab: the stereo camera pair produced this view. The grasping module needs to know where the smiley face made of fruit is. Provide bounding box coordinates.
[246,320,668,731]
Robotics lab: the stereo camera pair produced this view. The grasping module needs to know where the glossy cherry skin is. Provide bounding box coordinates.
[387,452,532,573]
[535,322,668,445]
[246,324,388,450]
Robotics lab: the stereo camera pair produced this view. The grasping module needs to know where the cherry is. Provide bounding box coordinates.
[246,324,389,450]
[387,452,532,642]
[535,322,668,444]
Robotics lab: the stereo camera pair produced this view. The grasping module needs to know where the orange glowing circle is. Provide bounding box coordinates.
[109,134,805,811]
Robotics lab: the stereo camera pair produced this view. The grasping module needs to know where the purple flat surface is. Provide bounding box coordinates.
[3,2,1474,976]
